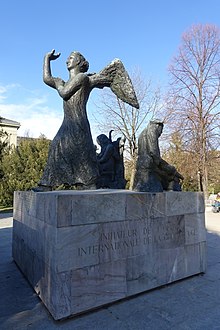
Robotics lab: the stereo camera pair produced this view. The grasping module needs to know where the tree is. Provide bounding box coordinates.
[0,129,10,179]
[0,135,50,207]
[93,69,162,188]
[166,24,220,198]
[163,139,220,194]
[0,129,9,159]
[205,149,220,194]
[162,131,199,192]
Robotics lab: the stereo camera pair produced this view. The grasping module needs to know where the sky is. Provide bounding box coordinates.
[1,0,220,139]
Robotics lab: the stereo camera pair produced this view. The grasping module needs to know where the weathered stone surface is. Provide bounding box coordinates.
[57,190,127,226]
[12,190,206,320]
[125,192,166,220]
[185,213,206,245]
[165,191,205,216]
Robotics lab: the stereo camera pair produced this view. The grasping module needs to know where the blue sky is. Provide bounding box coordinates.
[0,0,220,138]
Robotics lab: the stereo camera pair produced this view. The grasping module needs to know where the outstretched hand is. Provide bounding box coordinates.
[46,49,61,61]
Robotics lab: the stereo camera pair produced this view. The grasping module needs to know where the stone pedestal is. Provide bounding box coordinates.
[12,190,206,320]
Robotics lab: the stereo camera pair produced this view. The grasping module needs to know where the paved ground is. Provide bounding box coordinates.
[0,208,220,330]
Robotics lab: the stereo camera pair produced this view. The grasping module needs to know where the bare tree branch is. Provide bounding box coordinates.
[165,24,220,197]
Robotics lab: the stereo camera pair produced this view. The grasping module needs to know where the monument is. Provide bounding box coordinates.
[33,49,139,191]
[12,50,206,321]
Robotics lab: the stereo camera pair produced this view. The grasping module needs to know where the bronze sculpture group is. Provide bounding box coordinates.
[34,49,138,191]
[34,49,183,192]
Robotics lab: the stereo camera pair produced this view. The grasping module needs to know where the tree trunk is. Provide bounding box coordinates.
[197,171,203,192]
[202,165,209,200]
[129,157,137,190]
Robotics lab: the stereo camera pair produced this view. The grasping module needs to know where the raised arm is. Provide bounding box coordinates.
[43,49,61,89]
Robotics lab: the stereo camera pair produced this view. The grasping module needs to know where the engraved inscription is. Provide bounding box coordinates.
[100,229,138,241]
[78,239,139,256]
[76,218,184,260]
[186,228,196,237]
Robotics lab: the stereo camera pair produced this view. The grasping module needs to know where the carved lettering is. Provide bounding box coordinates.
[78,238,140,257]
[77,220,184,259]
[99,229,137,241]
[187,228,196,237]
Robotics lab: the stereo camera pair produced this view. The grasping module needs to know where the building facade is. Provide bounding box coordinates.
[0,117,20,148]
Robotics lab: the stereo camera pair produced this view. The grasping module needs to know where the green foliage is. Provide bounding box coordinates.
[0,136,50,207]
[0,129,10,179]
[162,132,220,193]
[181,176,198,192]
[0,129,9,159]
[207,150,220,194]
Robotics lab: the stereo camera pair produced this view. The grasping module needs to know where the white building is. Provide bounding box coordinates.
[0,117,20,148]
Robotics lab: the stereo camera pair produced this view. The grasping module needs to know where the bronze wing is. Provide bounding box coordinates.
[91,59,139,109]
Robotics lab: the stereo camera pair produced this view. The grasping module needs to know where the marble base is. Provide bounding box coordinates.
[12,190,206,320]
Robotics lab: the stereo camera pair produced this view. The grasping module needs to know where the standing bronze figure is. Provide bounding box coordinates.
[36,50,139,191]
